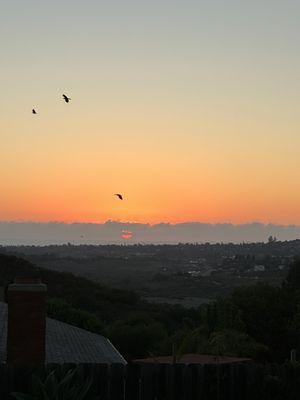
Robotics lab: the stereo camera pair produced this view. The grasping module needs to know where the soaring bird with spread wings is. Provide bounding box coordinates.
[114,193,123,200]
[62,94,71,103]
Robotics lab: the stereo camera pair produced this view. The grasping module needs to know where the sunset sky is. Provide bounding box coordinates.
[1,1,300,224]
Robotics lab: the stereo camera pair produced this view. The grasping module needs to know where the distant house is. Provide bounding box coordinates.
[253,265,265,272]
[0,277,126,365]
[134,354,251,365]
[278,265,286,270]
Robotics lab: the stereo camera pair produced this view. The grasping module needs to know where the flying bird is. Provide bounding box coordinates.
[114,193,123,200]
[32,109,37,114]
[62,94,71,103]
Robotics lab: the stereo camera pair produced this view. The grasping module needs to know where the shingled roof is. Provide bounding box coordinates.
[0,302,126,364]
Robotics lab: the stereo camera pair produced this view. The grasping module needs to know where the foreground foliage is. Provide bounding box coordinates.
[11,368,98,400]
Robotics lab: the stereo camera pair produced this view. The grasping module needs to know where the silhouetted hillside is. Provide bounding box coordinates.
[0,253,199,359]
[0,253,139,321]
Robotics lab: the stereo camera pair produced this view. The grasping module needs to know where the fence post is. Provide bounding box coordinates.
[203,364,218,400]
[220,364,231,400]
[183,365,193,400]
[109,363,125,400]
[125,363,140,400]
[165,364,175,400]
[96,363,110,400]
[81,363,109,400]
[173,364,185,400]
[140,363,157,400]
[157,363,168,400]
[0,364,9,399]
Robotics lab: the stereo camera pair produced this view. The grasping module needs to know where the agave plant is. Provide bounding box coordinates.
[11,367,99,400]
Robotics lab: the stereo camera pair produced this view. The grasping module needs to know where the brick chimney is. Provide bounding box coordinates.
[7,277,47,365]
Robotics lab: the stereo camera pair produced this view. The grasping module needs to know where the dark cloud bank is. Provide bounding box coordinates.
[0,221,300,245]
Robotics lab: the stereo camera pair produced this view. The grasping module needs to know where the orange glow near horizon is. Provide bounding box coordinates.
[1,117,300,226]
[1,126,300,226]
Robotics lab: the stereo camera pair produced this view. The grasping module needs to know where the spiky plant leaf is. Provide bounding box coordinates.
[10,393,35,400]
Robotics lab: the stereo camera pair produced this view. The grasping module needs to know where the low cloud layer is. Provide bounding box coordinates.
[0,221,300,245]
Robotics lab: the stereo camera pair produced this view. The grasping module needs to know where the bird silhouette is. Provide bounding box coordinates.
[32,109,37,114]
[62,94,71,103]
[114,194,123,200]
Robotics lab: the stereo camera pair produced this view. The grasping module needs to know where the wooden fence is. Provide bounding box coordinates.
[0,362,300,400]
